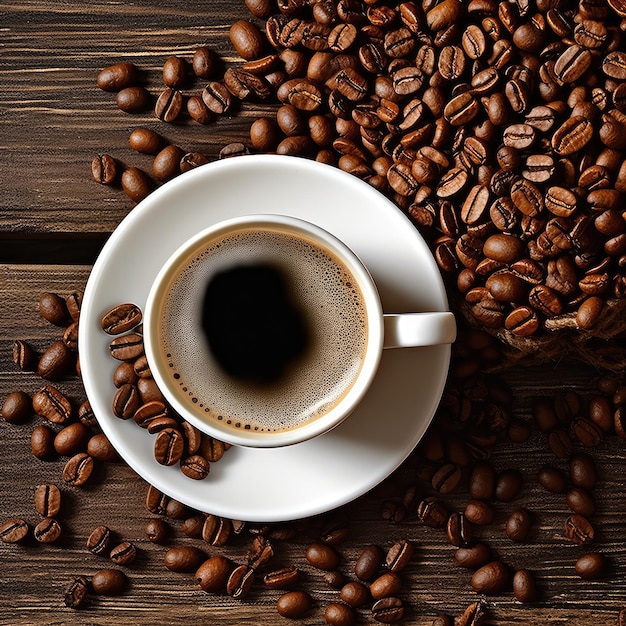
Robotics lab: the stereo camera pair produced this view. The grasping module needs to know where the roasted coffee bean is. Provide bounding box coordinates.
[39,292,69,325]
[464,500,494,526]
[64,576,91,609]
[129,127,162,155]
[226,564,255,599]
[566,487,596,517]
[230,19,265,60]
[33,385,72,424]
[91,569,127,596]
[109,541,136,565]
[2,390,32,424]
[276,590,312,619]
[63,452,94,486]
[513,569,537,603]
[570,453,597,489]
[163,546,207,572]
[155,88,183,122]
[180,151,210,173]
[506,508,531,542]
[565,514,595,545]
[145,518,169,543]
[575,553,606,580]
[87,525,111,556]
[468,461,495,500]
[339,581,371,608]
[432,462,462,494]
[263,566,300,590]
[385,540,414,572]
[34,483,61,517]
[495,469,523,502]
[548,428,573,458]
[54,422,89,456]
[370,571,402,600]
[153,428,184,466]
[192,47,218,78]
[325,602,357,626]
[37,340,73,380]
[537,466,567,493]
[201,514,231,546]
[153,145,184,182]
[202,81,233,114]
[121,167,153,202]
[0,518,29,543]
[446,512,473,547]
[355,544,384,581]
[92,154,117,185]
[34,517,61,543]
[31,424,55,460]
[162,55,188,88]
[471,561,509,595]
[196,555,232,592]
[187,95,213,124]
[180,454,210,480]
[97,62,138,91]
[113,384,140,420]
[116,86,151,113]
[572,416,603,447]
[455,542,492,570]
[416,496,447,527]
[109,333,144,361]
[87,433,117,462]
[306,542,341,571]
[371,596,405,623]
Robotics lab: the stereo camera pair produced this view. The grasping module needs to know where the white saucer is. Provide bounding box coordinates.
[79,155,452,522]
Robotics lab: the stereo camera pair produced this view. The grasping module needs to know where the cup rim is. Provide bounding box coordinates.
[143,213,384,448]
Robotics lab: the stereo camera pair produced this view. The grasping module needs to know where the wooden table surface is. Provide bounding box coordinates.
[1,2,626,624]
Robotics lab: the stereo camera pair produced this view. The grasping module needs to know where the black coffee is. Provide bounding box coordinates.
[157,225,368,433]
[201,264,308,382]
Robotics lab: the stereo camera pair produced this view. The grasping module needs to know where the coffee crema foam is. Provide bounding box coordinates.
[158,227,368,433]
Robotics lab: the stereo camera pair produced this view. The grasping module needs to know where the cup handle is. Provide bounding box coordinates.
[383,312,457,349]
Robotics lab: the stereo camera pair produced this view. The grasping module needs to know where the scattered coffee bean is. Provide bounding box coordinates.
[1,390,32,424]
[34,517,62,543]
[39,292,69,325]
[506,508,532,543]
[0,518,29,543]
[276,590,312,619]
[513,569,538,603]
[64,575,91,609]
[371,597,405,623]
[355,544,384,581]
[145,518,169,544]
[471,561,509,595]
[575,553,606,580]
[116,86,151,113]
[34,483,61,517]
[91,569,127,596]
[97,62,138,91]
[62,452,94,486]
[306,542,341,571]
[31,424,56,460]
[110,541,137,565]
[54,422,90,456]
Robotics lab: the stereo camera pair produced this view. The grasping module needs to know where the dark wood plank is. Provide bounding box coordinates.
[0,264,625,624]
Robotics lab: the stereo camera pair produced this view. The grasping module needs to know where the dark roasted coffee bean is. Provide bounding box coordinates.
[34,483,61,517]
[325,602,357,626]
[455,543,491,569]
[180,454,210,480]
[469,461,495,500]
[572,416,603,447]
[432,463,462,494]
[145,518,169,543]
[2,390,32,424]
[575,553,606,580]
[121,167,153,202]
[471,561,509,595]
[548,428,573,458]
[162,546,206,573]
[565,514,595,545]
[513,569,537,603]
[109,333,143,361]
[54,422,89,456]
[31,424,55,460]
[62,452,94,486]
[385,540,414,572]
[306,542,341,571]
[370,571,402,600]
[116,86,151,113]
[196,555,232,592]
[13,339,34,370]
[192,47,218,79]
[87,433,117,462]
[202,514,231,546]
[339,581,370,607]
[187,95,213,124]
[129,127,162,155]
[180,151,209,173]
[416,496,447,528]
[113,383,140,420]
[91,569,127,596]
[264,566,300,590]
[33,385,72,424]
[505,508,531,542]
[0,518,29,543]
[154,428,184,466]
[355,544,384,581]
[92,154,117,185]
[39,292,69,325]
[371,596,405,623]
[537,466,567,493]
[162,55,188,88]
[34,517,61,543]
[155,88,183,122]
[495,469,523,502]
[226,564,255,599]
[110,541,136,565]
[276,590,312,619]
[64,576,91,609]
[567,487,596,517]
[38,340,73,380]
[446,512,473,547]
[97,62,138,91]
[570,453,597,489]
[464,500,493,526]
[153,145,184,182]
[444,92,479,126]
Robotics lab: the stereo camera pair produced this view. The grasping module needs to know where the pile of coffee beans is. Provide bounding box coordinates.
[101,302,230,478]
[92,0,626,349]
[3,289,626,622]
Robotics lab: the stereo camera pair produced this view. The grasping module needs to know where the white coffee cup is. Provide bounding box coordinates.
[144,214,456,448]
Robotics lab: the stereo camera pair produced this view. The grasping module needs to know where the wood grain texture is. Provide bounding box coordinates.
[0,265,625,625]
